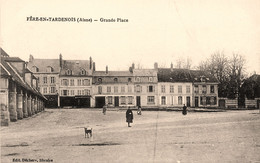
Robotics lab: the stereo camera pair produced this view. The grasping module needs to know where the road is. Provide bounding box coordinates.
[1,109,260,163]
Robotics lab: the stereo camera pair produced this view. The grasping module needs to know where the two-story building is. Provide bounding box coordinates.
[92,66,135,108]
[190,70,218,107]
[157,66,193,107]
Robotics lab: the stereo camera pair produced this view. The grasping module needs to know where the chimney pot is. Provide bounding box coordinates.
[106,65,108,74]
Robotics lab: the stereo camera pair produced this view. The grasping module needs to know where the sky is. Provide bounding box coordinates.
[1,0,260,74]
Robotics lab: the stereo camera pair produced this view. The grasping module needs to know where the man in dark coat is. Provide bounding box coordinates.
[182,104,187,115]
[126,107,133,127]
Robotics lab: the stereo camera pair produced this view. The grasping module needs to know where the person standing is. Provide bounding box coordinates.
[126,107,133,127]
[103,104,107,115]
[137,106,142,115]
[182,104,187,115]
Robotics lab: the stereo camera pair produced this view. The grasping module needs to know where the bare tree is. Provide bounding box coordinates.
[175,57,192,69]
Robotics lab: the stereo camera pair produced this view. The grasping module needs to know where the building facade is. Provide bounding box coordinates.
[157,68,193,107]
[59,59,93,108]
[92,66,135,108]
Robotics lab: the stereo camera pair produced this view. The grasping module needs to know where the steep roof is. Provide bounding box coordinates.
[27,58,60,73]
[190,70,218,83]
[133,69,157,77]
[0,48,9,57]
[60,60,91,76]
[157,68,192,82]
[93,71,133,77]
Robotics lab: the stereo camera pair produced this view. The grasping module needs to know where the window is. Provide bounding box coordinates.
[71,90,74,96]
[43,87,47,94]
[66,69,72,75]
[148,85,154,92]
[121,86,125,93]
[178,86,182,93]
[81,69,86,75]
[83,79,90,86]
[136,85,142,93]
[149,77,153,82]
[51,77,55,84]
[178,96,182,105]
[147,96,155,104]
[77,90,82,95]
[50,87,55,93]
[62,79,68,86]
[161,85,165,93]
[98,86,102,94]
[77,79,82,86]
[211,96,217,105]
[161,96,166,105]
[85,89,90,95]
[98,78,102,83]
[170,85,174,93]
[210,85,215,93]
[108,96,113,104]
[47,66,53,72]
[194,85,199,93]
[32,66,39,72]
[202,85,207,94]
[70,79,74,86]
[114,78,118,82]
[136,77,140,82]
[107,86,111,93]
[128,96,133,104]
[200,96,206,105]
[186,86,191,93]
[128,86,132,93]
[120,96,126,104]
[37,77,40,84]
[63,90,68,96]
[114,86,118,93]
[43,77,47,84]
[128,78,132,82]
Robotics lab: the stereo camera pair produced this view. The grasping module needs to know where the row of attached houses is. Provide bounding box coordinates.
[27,54,218,109]
[0,48,46,126]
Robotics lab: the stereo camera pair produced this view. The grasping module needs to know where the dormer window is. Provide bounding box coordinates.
[66,69,72,75]
[81,69,86,75]
[32,66,39,72]
[114,78,118,82]
[98,78,102,83]
[47,66,54,72]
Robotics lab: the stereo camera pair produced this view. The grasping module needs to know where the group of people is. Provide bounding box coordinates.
[103,104,188,127]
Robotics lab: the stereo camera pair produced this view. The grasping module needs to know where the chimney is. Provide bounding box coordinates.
[132,63,135,70]
[93,62,96,71]
[154,62,158,70]
[106,65,108,74]
[59,54,63,68]
[129,67,133,73]
[171,62,173,71]
[29,54,34,62]
[89,57,92,69]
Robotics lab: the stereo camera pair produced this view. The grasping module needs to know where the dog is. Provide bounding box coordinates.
[84,127,92,138]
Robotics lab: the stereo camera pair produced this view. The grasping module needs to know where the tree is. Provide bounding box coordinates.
[175,57,192,69]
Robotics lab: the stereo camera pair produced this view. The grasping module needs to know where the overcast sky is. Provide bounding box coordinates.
[1,0,259,73]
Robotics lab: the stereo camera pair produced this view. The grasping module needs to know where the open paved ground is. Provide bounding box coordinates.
[1,109,260,163]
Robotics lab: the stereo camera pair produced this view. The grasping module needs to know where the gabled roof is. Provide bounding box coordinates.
[1,56,46,100]
[157,68,192,82]
[190,70,218,83]
[133,69,157,77]
[27,59,60,73]
[93,71,133,77]
[60,60,91,76]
